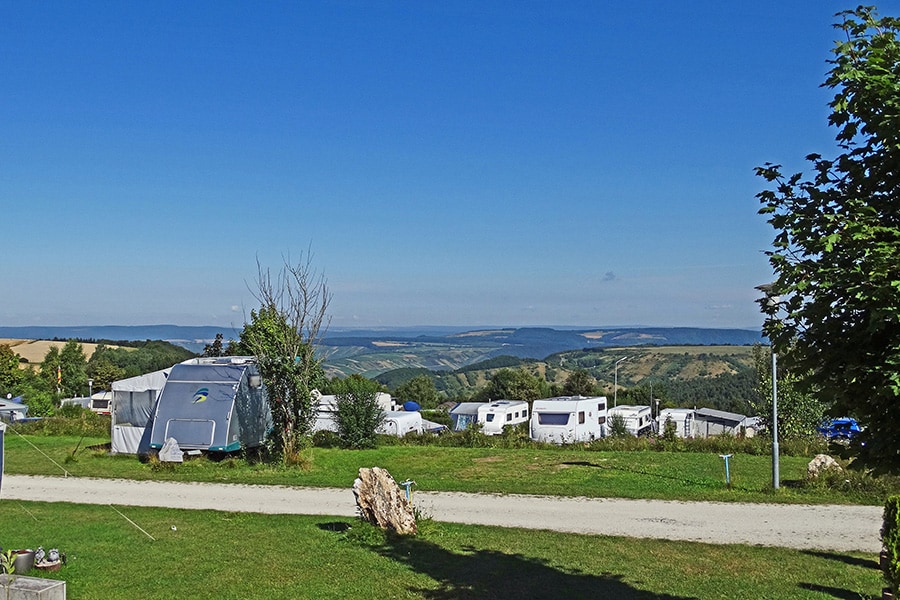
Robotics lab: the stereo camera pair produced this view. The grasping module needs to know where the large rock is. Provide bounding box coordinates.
[352,467,417,535]
[808,454,842,478]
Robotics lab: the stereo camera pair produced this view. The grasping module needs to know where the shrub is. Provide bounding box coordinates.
[11,413,109,437]
[882,495,900,594]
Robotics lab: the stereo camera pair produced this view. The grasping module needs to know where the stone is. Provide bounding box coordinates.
[807,454,842,478]
[159,437,184,463]
[352,467,417,535]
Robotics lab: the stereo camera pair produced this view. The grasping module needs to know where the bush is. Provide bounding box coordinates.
[11,413,109,437]
[883,496,900,594]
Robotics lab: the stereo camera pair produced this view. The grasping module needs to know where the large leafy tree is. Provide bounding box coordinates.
[394,374,440,409]
[475,367,548,402]
[0,344,24,393]
[237,256,330,463]
[756,6,900,471]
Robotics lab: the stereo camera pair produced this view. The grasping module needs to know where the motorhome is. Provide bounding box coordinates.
[657,408,695,438]
[477,400,529,435]
[607,405,653,436]
[530,396,608,444]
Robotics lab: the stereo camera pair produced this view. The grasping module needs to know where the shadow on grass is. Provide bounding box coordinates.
[800,549,879,570]
[797,582,873,600]
[369,533,693,600]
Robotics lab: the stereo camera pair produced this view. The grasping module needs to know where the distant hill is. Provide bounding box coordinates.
[0,325,764,373]
[321,326,764,377]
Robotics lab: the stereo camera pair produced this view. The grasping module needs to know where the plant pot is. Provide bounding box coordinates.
[11,549,34,573]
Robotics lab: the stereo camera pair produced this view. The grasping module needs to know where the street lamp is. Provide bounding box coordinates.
[88,378,93,400]
[614,356,631,408]
[755,283,780,490]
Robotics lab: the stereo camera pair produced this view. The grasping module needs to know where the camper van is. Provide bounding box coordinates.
[657,408,695,438]
[148,357,271,453]
[477,400,529,435]
[530,396,608,444]
[607,405,653,436]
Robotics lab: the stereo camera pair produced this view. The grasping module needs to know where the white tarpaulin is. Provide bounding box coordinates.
[111,368,170,454]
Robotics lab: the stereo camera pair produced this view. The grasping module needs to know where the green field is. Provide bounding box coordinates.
[1,502,882,600]
[4,434,896,505]
[2,431,894,598]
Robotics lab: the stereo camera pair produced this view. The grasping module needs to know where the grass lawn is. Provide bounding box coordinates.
[0,501,883,600]
[4,434,896,505]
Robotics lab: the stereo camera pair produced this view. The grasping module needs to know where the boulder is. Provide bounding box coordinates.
[808,454,842,478]
[352,467,417,535]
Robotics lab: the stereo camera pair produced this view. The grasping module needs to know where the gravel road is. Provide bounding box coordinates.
[1,475,882,552]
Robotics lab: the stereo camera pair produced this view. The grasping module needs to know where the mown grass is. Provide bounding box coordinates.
[0,501,882,600]
[5,433,898,505]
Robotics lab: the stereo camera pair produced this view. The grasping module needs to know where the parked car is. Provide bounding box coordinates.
[817,417,861,441]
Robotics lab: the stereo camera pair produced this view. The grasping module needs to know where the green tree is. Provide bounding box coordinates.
[562,368,597,397]
[0,344,23,393]
[748,344,825,441]
[86,359,127,392]
[394,374,440,409]
[332,374,386,449]
[756,7,900,471]
[475,368,547,402]
[40,346,61,394]
[202,333,227,357]
[59,340,89,397]
[609,413,629,437]
[238,256,330,463]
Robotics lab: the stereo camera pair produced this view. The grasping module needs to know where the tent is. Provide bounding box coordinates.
[148,357,271,453]
[111,368,171,454]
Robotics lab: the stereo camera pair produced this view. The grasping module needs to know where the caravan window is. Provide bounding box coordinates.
[485,414,495,422]
[598,416,606,424]
[537,413,570,426]
[597,403,605,411]
[578,411,585,424]
[506,413,512,421]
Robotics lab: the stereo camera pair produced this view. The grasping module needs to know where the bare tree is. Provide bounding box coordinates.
[239,253,331,463]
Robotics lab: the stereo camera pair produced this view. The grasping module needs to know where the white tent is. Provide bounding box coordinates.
[110,368,171,454]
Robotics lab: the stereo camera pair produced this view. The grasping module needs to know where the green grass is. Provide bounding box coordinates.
[0,501,882,600]
[5,434,897,505]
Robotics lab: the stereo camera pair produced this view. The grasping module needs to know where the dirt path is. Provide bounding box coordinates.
[1,475,882,552]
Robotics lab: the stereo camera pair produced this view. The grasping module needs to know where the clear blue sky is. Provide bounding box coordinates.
[1,1,854,330]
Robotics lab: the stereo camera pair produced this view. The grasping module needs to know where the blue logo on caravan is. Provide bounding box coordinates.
[192,387,210,403]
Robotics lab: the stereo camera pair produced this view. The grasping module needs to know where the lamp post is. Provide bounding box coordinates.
[88,378,93,400]
[614,356,631,408]
[756,283,780,490]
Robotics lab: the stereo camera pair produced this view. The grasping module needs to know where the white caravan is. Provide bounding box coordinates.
[377,411,423,437]
[607,405,653,436]
[657,408,695,438]
[530,396,608,444]
[477,400,529,435]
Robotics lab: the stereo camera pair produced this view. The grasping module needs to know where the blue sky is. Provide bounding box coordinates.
[1,1,855,329]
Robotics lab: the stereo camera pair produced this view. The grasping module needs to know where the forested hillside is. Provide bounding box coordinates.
[375,346,759,415]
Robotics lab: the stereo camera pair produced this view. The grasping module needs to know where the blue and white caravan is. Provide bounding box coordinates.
[148,357,271,453]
